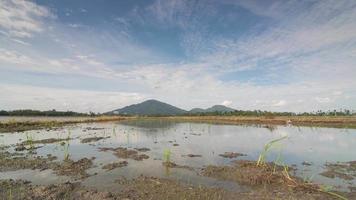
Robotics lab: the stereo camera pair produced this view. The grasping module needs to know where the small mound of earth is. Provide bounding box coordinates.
[53,158,94,179]
[0,150,56,171]
[21,138,71,145]
[183,154,202,158]
[219,152,246,159]
[102,161,128,171]
[117,175,232,200]
[200,160,351,199]
[0,175,353,200]
[320,161,356,180]
[85,127,105,131]
[162,161,193,170]
[173,143,179,146]
[201,160,287,185]
[81,136,109,143]
[302,161,312,166]
[98,147,149,161]
[0,179,116,200]
[134,147,150,152]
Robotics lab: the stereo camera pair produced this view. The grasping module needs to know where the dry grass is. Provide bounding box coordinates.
[147,115,356,128]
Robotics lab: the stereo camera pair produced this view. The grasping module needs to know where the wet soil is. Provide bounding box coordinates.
[0,148,94,180]
[2,176,354,200]
[81,136,108,143]
[0,116,128,133]
[0,179,115,200]
[219,152,246,159]
[21,138,71,145]
[0,150,56,172]
[202,160,289,185]
[320,161,356,181]
[200,160,353,199]
[98,147,149,161]
[201,160,356,199]
[102,161,128,171]
[162,161,194,170]
[53,158,94,179]
[184,154,202,158]
[134,147,150,152]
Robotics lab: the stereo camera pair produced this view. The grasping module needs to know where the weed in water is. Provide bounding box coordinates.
[163,149,171,163]
[257,136,287,167]
[62,129,71,160]
[257,136,347,200]
[25,132,35,153]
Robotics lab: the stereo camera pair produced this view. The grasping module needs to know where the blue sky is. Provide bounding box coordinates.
[0,0,356,112]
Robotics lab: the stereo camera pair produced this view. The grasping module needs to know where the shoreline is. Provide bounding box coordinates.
[1,115,356,133]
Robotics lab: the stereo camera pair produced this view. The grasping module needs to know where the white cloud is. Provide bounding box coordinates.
[0,84,145,113]
[221,100,232,107]
[0,0,355,113]
[315,97,331,104]
[0,0,51,38]
[0,48,35,65]
[272,100,287,107]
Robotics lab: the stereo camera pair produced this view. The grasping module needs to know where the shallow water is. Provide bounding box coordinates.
[0,119,355,192]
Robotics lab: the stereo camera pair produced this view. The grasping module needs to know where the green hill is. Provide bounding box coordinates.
[110,99,187,115]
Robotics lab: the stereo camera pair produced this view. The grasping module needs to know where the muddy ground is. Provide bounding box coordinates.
[98,147,149,161]
[0,116,128,133]
[200,160,355,199]
[1,170,354,200]
[320,161,356,181]
[1,147,355,199]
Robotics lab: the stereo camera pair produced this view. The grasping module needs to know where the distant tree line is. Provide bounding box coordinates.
[1,109,354,117]
[183,109,356,117]
[0,109,97,117]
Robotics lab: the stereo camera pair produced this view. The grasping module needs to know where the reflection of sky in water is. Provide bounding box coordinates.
[0,120,355,191]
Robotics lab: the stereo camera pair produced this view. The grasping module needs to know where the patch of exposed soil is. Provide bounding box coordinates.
[320,161,356,180]
[0,150,56,171]
[202,160,287,185]
[102,161,128,171]
[81,136,108,143]
[21,138,71,145]
[85,127,106,131]
[53,158,94,179]
[219,152,246,159]
[183,154,202,158]
[98,147,149,161]
[134,147,150,152]
[0,179,116,200]
[117,176,233,200]
[302,161,312,166]
[1,175,354,200]
[200,160,353,199]
[162,161,194,170]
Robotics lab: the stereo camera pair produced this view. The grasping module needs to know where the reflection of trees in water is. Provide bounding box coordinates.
[116,119,180,129]
[114,119,182,141]
[262,125,278,132]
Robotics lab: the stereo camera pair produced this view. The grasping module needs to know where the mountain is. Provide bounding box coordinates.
[205,105,235,112]
[189,105,235,113]
[110,99,187,115]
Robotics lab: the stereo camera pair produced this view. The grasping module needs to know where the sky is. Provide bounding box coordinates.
[0,0,356,113]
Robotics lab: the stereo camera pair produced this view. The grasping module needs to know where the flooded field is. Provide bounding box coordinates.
[0,119,355,199]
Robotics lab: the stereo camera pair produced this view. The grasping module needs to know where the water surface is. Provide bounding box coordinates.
[0,119,355,192]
